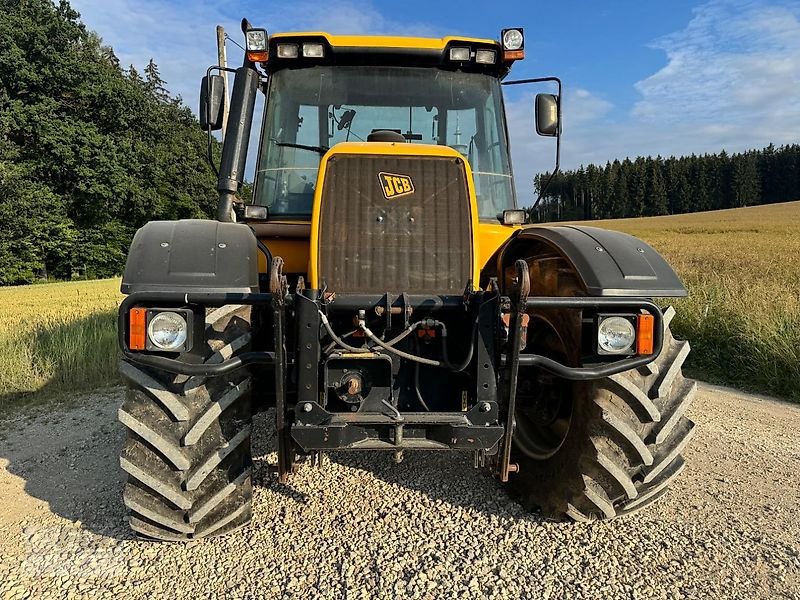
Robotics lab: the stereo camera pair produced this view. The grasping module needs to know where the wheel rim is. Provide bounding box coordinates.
[513,319,574,460]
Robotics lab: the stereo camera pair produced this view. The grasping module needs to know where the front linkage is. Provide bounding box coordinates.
[118,263,663,484]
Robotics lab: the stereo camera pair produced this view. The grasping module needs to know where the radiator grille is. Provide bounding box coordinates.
[317,154,473,295]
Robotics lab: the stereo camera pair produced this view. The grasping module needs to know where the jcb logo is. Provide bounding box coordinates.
[378,172,415,199]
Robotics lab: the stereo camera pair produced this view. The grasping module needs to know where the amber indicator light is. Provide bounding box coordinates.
[129,307,147,351]
[246,50,268,63]
[637,314,655,355]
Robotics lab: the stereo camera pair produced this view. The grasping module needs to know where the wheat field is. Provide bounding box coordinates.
[0,201,797,408]
[573,201,800,399]
[0,279,122,410]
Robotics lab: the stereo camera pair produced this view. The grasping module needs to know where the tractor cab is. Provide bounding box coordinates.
[253,35,517,222]
[201,27,560,275]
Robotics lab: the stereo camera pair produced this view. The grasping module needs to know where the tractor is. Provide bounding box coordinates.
[117,21,696,540]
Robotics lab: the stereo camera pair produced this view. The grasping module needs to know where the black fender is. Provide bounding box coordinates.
[490,225,686,297]
[121,219,259,294]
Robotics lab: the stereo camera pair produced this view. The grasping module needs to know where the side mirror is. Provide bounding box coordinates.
[535,93,560,137]
[199,74,225,131]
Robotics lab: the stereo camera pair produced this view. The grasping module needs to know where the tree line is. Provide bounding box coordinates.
[0,0,220,285]
[531,144,800,222]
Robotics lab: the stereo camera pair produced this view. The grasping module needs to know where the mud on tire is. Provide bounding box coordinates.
[118,305,253,540]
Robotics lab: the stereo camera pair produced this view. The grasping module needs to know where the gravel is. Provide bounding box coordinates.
[1,384,799,599]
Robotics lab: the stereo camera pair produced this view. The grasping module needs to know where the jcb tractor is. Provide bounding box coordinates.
[117,22,696,540]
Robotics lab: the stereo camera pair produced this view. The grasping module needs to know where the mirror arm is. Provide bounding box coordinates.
[502,76,562,209]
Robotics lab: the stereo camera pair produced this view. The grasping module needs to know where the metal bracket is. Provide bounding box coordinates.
[384,291,392,333]
[462,279,475,311]
[401,292,411,329]
[272,285,293,483]
[499,259,530,482]
[270,256,288,301]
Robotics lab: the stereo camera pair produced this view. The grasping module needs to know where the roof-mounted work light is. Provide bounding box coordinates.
[302,42,325,58]
[475,49,497,65]
[277,43,299,59]
[501,28,524,61]
[245,28,268,62]
[449,47,471,62]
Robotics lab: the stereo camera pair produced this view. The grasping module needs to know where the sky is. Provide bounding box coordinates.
[70,0,800,206]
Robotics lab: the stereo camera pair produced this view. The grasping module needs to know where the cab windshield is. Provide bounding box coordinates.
[253,65,515,221]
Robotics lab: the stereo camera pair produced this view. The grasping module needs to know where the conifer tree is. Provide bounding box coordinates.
[645,159,668,216]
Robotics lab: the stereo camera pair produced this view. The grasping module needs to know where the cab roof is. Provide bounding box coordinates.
[265,32,512,77]
[269,32,501,51]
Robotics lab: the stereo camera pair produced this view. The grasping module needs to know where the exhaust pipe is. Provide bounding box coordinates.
[217,65,258,221]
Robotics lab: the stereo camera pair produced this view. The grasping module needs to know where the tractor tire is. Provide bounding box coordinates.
[118,305,254,541]
[509,256,696,521]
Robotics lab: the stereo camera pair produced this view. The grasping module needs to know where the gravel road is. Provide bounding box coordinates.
[0,383,798,600]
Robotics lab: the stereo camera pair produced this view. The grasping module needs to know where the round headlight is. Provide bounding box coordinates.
[147,311,188,351]
[502,29,524,51]
[598,317,636,354]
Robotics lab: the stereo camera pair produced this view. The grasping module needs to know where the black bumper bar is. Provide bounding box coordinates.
[291,402,504,452]
[117,291,278,375]
[513,297,664,381]
[118,291,662,380]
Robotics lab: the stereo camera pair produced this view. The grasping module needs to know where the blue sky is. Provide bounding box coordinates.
[71,0,800,206]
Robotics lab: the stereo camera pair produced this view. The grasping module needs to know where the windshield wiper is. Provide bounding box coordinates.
[275,141,329,155]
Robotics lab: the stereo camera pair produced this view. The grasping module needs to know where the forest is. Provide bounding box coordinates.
[531,144,800,222]
[0,0,219,285]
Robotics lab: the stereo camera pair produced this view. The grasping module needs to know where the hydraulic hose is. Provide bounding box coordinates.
[319,311,418,354]
[324,310,479,371]
[354,313,480,370]
[319,311,371,353]
[383,325,416,347]
[357,314,442,367]
[435,319,478,372]
[413,335,432,411]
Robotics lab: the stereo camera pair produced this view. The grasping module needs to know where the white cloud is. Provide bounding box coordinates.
[71,0,230,103]
[633,0,800,127]
[71,0,439,104]
[567,89,614,126]
[507,0,800,207]
[70,0,442,179]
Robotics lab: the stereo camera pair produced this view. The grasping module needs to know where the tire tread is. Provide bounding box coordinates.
[119,306,253,541]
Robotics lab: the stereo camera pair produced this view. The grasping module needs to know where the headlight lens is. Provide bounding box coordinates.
[449,47,470,62]
[245,30,267,51]
[302,43,325,58]
[598,317,636,354]
[147,311,188,351]
[475,49,497,64]
[277,43,299,59]
[502,29,524,51]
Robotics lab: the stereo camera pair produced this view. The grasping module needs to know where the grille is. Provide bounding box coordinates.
[317,154,473,295]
